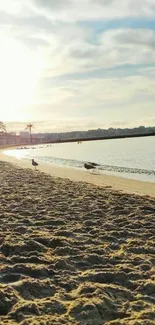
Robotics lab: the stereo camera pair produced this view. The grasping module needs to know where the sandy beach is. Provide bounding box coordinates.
[0,158,155,325]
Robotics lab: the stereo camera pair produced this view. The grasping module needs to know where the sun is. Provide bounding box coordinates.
[0,35,45,121]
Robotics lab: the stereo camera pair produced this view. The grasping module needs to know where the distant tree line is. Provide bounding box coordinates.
[35,125,155,142]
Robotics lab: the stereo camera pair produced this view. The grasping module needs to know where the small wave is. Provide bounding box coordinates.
[27,154,155,177]
[99,164,155,176]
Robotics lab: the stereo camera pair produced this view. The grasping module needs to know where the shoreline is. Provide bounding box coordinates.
[1,149,155,197]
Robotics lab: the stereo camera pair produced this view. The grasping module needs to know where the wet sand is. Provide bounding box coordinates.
[0,160,155,325]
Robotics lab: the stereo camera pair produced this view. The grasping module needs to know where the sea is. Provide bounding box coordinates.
[4,136,155,183]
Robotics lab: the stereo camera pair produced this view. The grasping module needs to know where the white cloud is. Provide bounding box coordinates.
[1,1,155,76]
[0,0,24,14]
[2,0,154,23]
[12,75,155,125]
[41,28,155,77]
[66,75,155,107]
[0,0,155,130]
[30,0,155,21]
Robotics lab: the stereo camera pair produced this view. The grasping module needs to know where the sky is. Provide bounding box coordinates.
[1,0,155,133]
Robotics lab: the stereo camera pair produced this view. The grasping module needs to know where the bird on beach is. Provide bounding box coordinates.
[32,159,38,170]
[88,162,99,167]
[84,162,96,171]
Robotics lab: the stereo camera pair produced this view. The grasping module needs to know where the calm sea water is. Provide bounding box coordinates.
[4,136,155,183]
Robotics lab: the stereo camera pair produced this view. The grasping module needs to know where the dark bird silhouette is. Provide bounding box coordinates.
[84,162,96,171]
[32,159,38,170]
[88,162,99,167]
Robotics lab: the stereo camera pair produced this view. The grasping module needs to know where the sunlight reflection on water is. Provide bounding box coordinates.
[4,149,27,160]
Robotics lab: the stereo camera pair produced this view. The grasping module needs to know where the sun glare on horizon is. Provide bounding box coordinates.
[0,35,46,122]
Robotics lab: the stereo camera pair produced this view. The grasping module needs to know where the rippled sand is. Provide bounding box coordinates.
[0,161,155,325]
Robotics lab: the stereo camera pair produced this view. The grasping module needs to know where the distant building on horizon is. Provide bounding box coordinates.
[8,131,16,136]
[0,129,42,146]
[20,131,29,138]
[0,133,20,145]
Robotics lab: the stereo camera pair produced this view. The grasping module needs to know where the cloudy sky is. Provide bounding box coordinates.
[1,0,155,132]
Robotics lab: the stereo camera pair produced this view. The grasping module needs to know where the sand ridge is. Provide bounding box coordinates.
[0,161,155,325]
